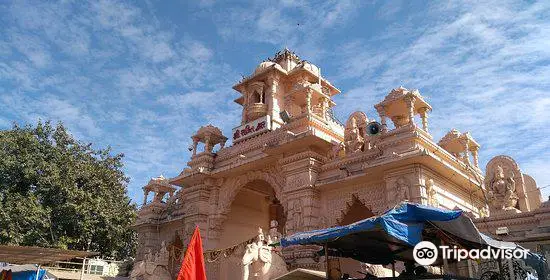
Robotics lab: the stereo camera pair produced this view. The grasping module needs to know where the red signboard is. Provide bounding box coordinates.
[232,115,271,141]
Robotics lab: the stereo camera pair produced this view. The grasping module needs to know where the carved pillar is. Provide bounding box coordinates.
[418,107,429,133]
[180,182,212,248]
[322,97,330,120]
[284,96,294,115]
[471,147,479,167]
[143,190,150,206]
[405,96,415,126]
[241,89,248,125]
[204,138,211,153]
[192,138,199,156]
[462,138,470,165]
[268,76,280,121]
[206,182,225,250]
[306,89,312,114]
[376,106,388,132]
[280,152,324,270]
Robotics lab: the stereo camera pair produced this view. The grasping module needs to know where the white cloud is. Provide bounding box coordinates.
[2,0,549,203]
[213,0,363,55]
[331,0,550,192]
[0,94,101,139]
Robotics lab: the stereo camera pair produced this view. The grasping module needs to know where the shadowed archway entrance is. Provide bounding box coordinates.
[217,179,285,280]
[338,194,376,279]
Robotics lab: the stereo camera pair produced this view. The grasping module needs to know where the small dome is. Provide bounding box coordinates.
[254,61,275,75]
[302,61,319,75]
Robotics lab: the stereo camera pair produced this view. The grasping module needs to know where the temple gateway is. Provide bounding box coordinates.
[132,49,550,279]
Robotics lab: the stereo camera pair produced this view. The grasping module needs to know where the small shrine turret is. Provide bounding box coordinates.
[374,86,432,132]
[191,125,227,156]
[438,129,480,168]
[142,175,176,206]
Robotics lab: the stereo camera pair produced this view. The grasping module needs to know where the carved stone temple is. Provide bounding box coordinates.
[132,49,550,279]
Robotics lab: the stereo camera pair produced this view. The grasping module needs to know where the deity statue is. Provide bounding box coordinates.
[156,241,169,265]
[345,117,365,154]
[329,141,345,160]
[395,177,409,204]
[486,165,519,211]
[289,200,302,233]
[131,245,171,280]
[426,178,438,207]
[242,228,273,280]
[268,220,282,243]
[144,249,153,263]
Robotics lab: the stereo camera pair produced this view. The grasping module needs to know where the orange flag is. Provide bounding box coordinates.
[177,226,207,280]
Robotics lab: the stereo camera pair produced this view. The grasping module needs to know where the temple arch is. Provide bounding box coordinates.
[214,176,286,280]
[337,194,377,279]
[337,194,376,226]
[217,170,285,217]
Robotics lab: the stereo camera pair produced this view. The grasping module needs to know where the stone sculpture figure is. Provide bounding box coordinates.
[329,141,345,160]
[130,246,171,280]
[345,117,365,154]
[291,200,302,233]
[426,178,438,207]
[395,177,409,204]
[268,220,281,243]
[157,241,169,265]
[242,228,272,280]
[486,165,519,211]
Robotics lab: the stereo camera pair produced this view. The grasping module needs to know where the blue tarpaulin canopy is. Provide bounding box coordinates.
[280,202,548,278]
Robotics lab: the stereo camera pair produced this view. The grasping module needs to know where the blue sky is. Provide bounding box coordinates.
[1,0,550,203]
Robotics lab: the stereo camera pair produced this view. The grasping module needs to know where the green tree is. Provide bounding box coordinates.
[0,121,137,259]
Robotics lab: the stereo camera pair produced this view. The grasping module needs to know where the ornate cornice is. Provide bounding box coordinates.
[279,151,327,165]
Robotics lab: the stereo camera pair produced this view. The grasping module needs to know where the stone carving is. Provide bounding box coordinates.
[287,199,303,233]
[425,178,438,207]
[329,141,345,160]
[486,165,519,211]
[154,241,169,265]
[326,184,385,227]
[242,228,273,280]
[395,177,410,204]
[269,220,282,243]
[344,112,368,154]
[130,243,171,280]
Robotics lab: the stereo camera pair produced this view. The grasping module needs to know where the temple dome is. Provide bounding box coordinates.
[301,61,320,75]
[254,61,275,75]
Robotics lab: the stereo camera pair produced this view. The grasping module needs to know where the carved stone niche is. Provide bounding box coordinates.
[484,156,529,215]
[247,81,268,121]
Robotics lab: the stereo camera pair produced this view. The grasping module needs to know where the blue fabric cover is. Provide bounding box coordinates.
[12,270,45,280]
[281,202,462,247]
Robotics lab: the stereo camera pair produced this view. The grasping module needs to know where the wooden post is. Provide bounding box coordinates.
[80,258,86,280]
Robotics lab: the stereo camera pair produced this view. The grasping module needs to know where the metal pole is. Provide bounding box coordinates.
[80,257,86,280]
[325,243,329,280]
[391,262,396,278]
[35,265,41,280]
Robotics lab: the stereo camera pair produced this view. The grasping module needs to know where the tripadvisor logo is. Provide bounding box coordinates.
[413,241,530,266]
